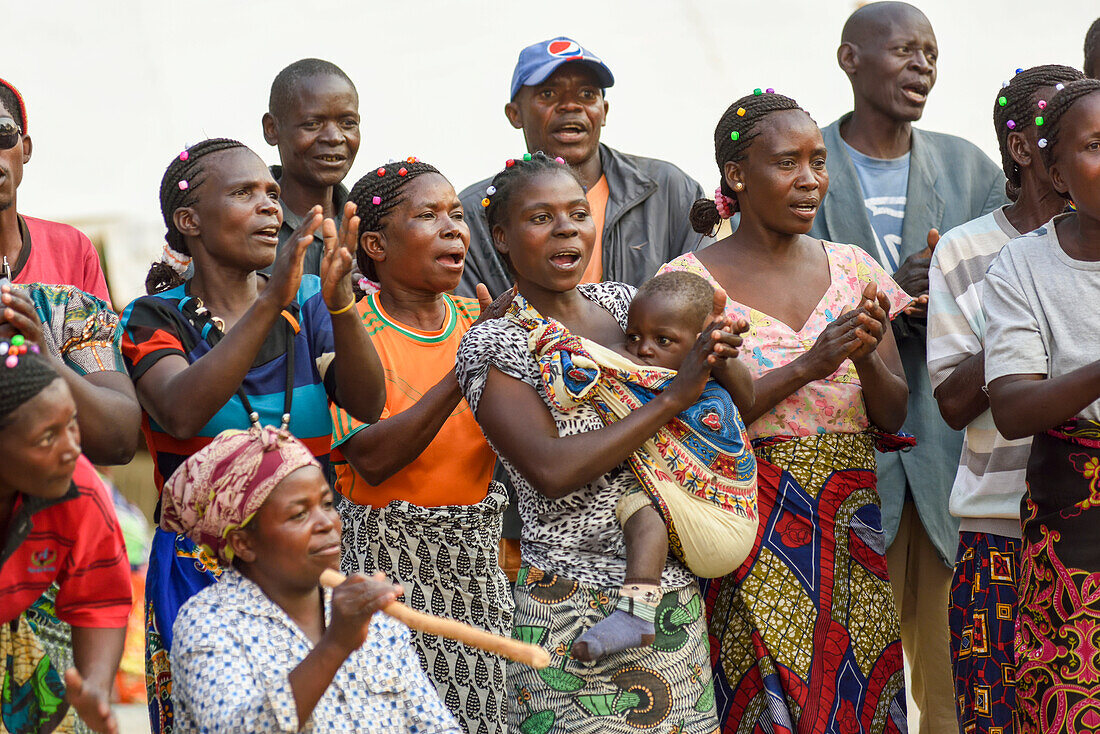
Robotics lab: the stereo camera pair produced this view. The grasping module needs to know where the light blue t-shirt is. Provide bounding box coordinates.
[844,140,910,272]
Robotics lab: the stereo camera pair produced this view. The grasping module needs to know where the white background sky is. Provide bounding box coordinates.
[8,0,1097,305]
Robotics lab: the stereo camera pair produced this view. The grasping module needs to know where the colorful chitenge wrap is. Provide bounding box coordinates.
[510,567,718,734]
[1016,419,1100,734]
[704,431,914,734]
[2,588,79,734]
[949,531,1021,734]
[505,295,758,578]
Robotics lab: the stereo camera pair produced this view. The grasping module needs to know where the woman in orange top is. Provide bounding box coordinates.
[329,159,512,734]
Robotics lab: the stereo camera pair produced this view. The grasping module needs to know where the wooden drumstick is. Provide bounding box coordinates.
[319,568,550,669]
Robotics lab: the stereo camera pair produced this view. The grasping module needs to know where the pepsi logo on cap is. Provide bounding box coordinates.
[547,40,594,62]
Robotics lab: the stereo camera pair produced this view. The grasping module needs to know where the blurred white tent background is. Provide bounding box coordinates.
[8,0,1096,306]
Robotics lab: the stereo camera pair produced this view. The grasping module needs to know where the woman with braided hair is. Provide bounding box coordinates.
[456,151,746,733]
[661,90,913,733]
[0,345,131,734]
[925,64,1082,734]
[983,77,1100,734]
[118,138,385,734]
[328,159,514,734]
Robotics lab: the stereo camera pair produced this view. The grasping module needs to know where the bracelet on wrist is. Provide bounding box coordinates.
[327,299,356,316]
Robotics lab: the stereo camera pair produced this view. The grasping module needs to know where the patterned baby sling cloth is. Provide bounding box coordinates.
[506,297,758,578]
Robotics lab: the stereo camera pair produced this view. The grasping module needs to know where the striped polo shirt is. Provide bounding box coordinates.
[119,276,336,500]
[927,207,1029,537]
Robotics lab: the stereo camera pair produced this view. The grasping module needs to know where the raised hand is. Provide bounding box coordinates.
[800,309,864,380]
[0,285,45,347]
[64,668,118,734]
[266,205,322,309]
[324,573,403,654]
[700,287,742,364]
[320,201,360,313]
[665,291,738,408]
[473,282,516,326]
[848,282,892,362]
[892,227,939,300]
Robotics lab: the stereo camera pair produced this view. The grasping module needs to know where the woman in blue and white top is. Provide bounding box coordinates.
[161,425,460,734]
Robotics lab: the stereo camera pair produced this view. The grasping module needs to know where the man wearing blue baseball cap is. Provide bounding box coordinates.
[457,36,709,300]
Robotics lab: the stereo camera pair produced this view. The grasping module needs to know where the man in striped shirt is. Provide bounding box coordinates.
[926,64,1082,734]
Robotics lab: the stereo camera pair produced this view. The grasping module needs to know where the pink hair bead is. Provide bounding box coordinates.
[713,187,734,219]
[371,196,381,205]
[1038,100,1047,110]
[179,151,189,161]
[5,355,16,368]
[554,157,565,164]
[178,180,189,190]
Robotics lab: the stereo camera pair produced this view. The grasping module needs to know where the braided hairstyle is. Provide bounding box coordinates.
[993,65,1083,199]
[1038,78,1100,199]
[346,159,442,281]
[689,91,807,235]
[1085,17,1100,79]
[481,152,585,270]
[145,138,249,294]
[0,344,58,430]
[483,151,583,230]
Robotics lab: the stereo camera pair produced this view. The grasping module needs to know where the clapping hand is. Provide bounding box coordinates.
[320,202,360,313]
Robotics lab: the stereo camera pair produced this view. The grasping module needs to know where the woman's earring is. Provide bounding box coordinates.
[733,182,744,192]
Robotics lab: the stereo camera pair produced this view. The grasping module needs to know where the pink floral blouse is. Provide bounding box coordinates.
[659,241,912,439]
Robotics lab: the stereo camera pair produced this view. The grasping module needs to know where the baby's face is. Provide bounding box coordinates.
[624,295,699,370]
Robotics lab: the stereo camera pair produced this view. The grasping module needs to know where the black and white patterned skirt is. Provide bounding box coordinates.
[339,483,514,734]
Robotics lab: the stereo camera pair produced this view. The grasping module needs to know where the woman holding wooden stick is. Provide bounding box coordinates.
[161,425,461,734]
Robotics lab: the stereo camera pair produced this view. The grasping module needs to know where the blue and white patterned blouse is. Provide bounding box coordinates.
[170,569,461,733]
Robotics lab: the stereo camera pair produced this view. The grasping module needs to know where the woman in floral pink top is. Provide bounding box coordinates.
[660,91,914,734]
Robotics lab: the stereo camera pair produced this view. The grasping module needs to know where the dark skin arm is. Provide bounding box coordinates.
[891,229,939,319]
[135,206,384,437]
[64,625,127,734]
[319,204,385,424]
[0,286,141,464]
[339,285,513,486]
[847,285,909,433]
[988,368,1100,441]
[286,574,400,730]
[133,213,321,439]
[476,317,741,498]
[933,350,988,431]
[709,317,756,416]
[740,285,907,432]
[740,308,864,425]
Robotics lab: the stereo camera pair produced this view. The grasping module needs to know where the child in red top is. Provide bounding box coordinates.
[0,342,131,734]
[0,455,130,628]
